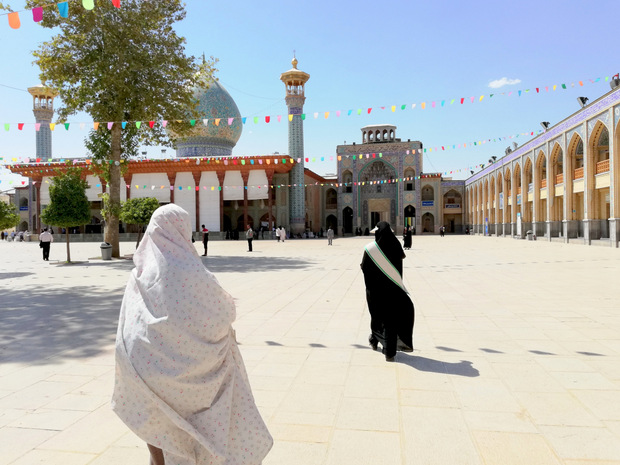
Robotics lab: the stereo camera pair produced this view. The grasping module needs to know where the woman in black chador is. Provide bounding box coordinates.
[361,222,414,361]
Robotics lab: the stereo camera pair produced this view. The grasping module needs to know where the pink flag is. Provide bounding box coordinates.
[35,123,41,132]
[336,110,341,117]
[228,117,234,125]
[32,7,43,22]
[162,120,168,128]
[277,115,282,123]
[107,122,114,130]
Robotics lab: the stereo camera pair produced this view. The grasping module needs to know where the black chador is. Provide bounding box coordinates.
[361,222,414,361]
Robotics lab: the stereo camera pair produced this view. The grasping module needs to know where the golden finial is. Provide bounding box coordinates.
[292,50,298,69]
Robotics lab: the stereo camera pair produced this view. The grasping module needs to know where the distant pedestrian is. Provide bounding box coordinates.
[246,225,254,252]
[19,231,24,242]
[0,231,4,241]
[440,226,445,237]
[201,224,209,256]
[275,227,280,242]
[39,228,53,261]
[11,231,15,241]
[403,226,412,250]
[327,227,334,245]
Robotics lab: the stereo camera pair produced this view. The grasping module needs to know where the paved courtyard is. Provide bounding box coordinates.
[1,234,619,465]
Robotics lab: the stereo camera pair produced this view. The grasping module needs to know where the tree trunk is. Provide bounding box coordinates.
[105,123,122,258]
[136,226,143,248]
[65,229,71,263]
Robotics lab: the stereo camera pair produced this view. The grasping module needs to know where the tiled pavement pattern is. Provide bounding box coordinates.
[0,235,619,464]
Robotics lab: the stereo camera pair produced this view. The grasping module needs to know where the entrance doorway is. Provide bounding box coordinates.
[343,207,353,234]
[370,212,381,228]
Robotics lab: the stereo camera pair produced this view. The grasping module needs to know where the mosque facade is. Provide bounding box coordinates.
[336,125,466,235]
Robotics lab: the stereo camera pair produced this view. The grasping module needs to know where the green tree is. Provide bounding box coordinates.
[41,167,91,263]
[0,200,19,231]
[27,0,215,258]
[120,197,160,247]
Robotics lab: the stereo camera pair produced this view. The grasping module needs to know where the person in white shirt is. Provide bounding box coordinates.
[39,228,53,261]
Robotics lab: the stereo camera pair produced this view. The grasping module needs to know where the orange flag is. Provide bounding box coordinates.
[8,12,20,29]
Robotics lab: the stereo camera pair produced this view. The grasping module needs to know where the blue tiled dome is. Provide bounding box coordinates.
[175,79,243,158]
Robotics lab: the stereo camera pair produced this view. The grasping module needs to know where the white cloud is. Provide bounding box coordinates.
[488,77,522,89]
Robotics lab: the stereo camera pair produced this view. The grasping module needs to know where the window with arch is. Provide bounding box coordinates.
[342,170,352,193]
[444,189,461,206]
[421,185,434,201]
[596,127,609,162]
[404,168,415,191]
[325,188,337,209]
[19,197,28,208]
[574,139,584,168]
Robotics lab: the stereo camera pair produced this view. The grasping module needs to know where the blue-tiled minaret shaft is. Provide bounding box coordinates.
[28,85,57,160]
[280,56,310,235]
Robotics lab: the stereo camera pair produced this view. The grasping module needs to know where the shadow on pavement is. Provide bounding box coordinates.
[202,255,313,273]
[0,272,34,280]
[399,354,480,377]
[0,284,124,365]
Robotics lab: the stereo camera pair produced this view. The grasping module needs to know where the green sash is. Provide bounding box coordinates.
[364,241,408,294]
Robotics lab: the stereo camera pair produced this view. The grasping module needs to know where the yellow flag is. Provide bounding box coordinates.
[391,106,396,112]
[49,123,56,131]
[288,114,293,121]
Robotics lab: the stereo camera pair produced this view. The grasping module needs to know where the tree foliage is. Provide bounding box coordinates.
[120,197,160,226]
[41,167,91,262]
[0,200,19,231]
[120,197,160,246]
[27,0,216,257]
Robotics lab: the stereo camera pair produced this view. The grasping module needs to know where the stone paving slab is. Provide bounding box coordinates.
[1,235,619,464]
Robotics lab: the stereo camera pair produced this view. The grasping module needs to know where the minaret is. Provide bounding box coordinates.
[27,85,57,160]
[280,56,310,235]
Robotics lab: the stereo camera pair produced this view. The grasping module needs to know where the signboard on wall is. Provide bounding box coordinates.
[444,204,460,209]
[422,201,434,207]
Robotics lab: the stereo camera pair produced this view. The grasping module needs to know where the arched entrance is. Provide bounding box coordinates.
[422,213,434,233]
[343,207,353,234]
[326,214,338,232]
[237,214,253,232]
[404,205,415,229]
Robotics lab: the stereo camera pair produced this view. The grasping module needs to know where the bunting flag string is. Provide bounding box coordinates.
[1,126,544,168]
[1,0,120,30]
[0,74,612,130]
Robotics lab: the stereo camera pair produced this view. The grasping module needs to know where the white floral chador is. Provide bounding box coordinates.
[112,204,272,465]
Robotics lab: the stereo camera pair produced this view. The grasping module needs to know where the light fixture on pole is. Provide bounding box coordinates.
[577,97,589,108]
[540,121,550,131]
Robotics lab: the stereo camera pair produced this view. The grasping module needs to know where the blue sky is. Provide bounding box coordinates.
[1,0,618,190]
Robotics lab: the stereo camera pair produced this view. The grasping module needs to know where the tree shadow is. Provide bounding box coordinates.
[398,354,480,377]
[0,283,124,365]
[0,272,34,280]
[203,255,313,273]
